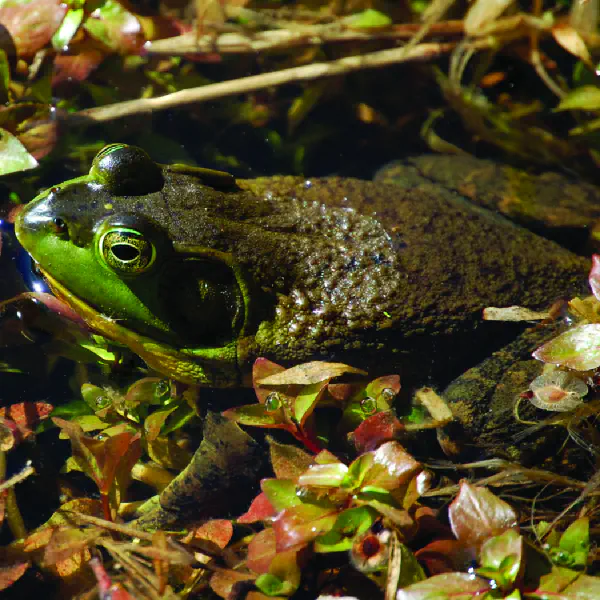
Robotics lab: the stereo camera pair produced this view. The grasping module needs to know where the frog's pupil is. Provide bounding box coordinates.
[112,243,140,262]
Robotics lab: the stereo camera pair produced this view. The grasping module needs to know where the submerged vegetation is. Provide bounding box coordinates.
[2,0,600,599]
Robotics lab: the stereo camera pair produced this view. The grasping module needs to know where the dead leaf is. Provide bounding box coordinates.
[552,23,593,67]
[258,362,367,386]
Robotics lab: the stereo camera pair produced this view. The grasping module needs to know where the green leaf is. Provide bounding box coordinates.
[161,402,196,435]
[37,399,92,432]
[348,8,392,29]
[261,479,301,512]
[222,403,287,427]
[72,415,109,433]
[144,406,177,442]
[341,452,374,491]
[363,499,413,528]
[554,517,590,568]
[314,506,376,552]
[0,129,37,175]
[293,381,327,426]
[394,541,427,589]
[556,85,600,111]
[297,462,348,488]
[535,566,588,595]
[78,341,118,362]
[358,486,398,505]
[83,0,143,53]
[125,377,171,408]
[51,7,83,51]
[268,551,301,595]
[562,573,600,597]
[533,324,600,371]
[559,517,589,553]
[255,573,289,596]
[0,50,10,105]
[478,530,523,587]
[288,82,329,134]
[80,384,112,411]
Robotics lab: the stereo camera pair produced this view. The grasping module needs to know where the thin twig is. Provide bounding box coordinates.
[68,40,491,125]
[0,460,35,493]
[529,0,565,98]
[71,511,159,541]
[146,20,466,55]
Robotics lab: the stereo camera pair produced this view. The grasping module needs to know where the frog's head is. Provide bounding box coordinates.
[15,144,251,386]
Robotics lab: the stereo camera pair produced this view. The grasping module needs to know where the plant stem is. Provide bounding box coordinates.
[68,40,488,125]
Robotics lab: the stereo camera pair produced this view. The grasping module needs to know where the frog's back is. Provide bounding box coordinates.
[234,176,588,335]
[149,170,588,370]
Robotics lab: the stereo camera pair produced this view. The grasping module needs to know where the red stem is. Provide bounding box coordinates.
[101,493,113,522]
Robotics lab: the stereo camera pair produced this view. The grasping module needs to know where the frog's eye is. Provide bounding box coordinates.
[90,144,164,196]
[99,227,156,274]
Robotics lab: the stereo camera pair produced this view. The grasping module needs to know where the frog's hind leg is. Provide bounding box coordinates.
[437,321,575,465]
[375,155,600,255]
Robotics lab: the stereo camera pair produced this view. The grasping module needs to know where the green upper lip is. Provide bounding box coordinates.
[14,195,49,254]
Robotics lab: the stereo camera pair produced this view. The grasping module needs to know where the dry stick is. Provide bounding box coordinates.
[69,40,490,125]
[146,20,466,55]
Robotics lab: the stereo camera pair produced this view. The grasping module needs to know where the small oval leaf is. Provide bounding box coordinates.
[533,324,600,370]
[556,85,600,112]
[0,129,37,175]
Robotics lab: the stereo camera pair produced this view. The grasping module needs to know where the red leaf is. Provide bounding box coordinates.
[53,418,141,504]
[448,481,518,552]
[0,561,29,591]
[0,0,66,57]
[210,570,255,599]
[238,492,276,524]
[247,528,277,574]
[0,491,6,529]
[253,358,286,404]
[0,401,53,440]
[589,254,600,302]
[269,439,314,480]
[43,525,100,566]
[53,48,104,85]
[191,519,233,550]
[272,504,338,552]
[396,572,491,599]
[89,557,135,600]
[362,441,421,490]
[352,411,404,453]
[415,539,473,575]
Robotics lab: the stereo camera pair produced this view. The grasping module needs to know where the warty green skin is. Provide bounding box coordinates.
[14,146,590,386]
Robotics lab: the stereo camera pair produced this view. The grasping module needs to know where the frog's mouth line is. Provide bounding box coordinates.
[37,266,241,386]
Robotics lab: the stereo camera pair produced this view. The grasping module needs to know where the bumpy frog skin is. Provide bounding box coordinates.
[15,144,589,386]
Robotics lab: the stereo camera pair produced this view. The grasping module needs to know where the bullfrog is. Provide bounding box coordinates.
[14,144,590,391]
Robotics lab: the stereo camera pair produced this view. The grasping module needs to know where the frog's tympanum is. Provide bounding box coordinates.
[15,144,590,388]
